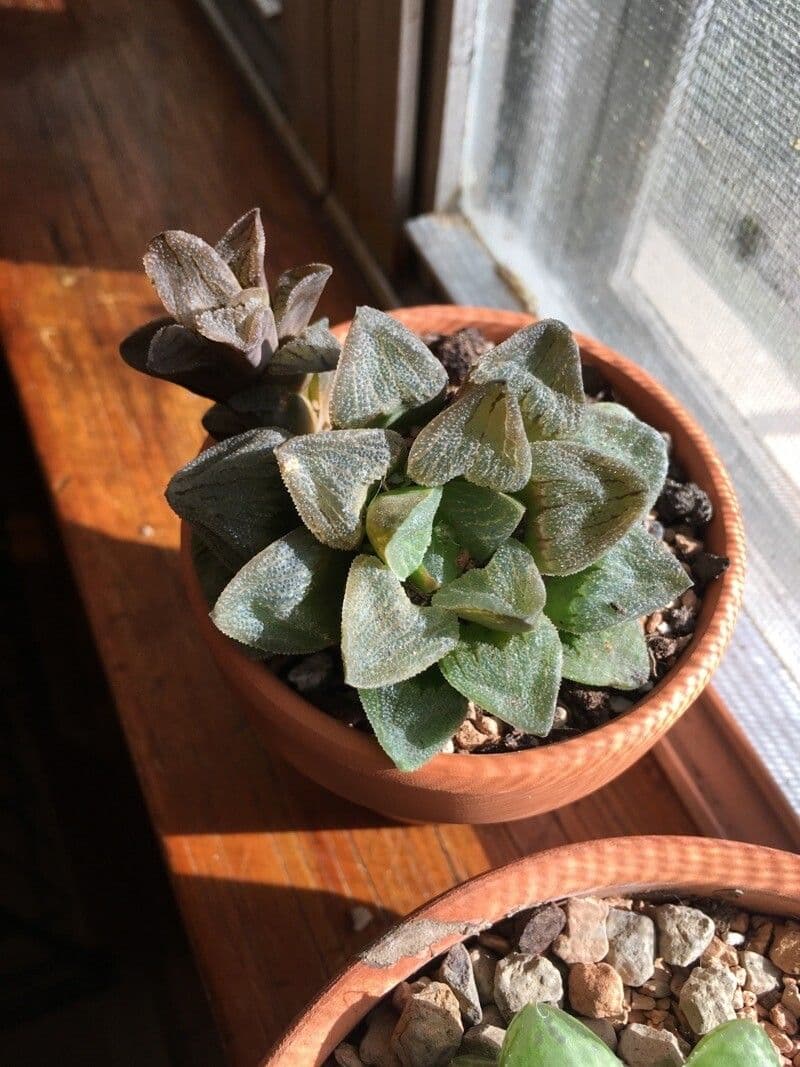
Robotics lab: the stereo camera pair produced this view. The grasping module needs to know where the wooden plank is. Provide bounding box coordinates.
[0,259,711,1066]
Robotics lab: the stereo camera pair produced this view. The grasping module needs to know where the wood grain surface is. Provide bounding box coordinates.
[1,260,796,1065]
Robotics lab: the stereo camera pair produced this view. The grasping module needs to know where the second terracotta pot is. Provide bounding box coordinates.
[180,306,745,824]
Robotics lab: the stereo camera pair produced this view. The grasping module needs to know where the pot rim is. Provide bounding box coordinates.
[181,304,746,779]
[263,835,800,1065]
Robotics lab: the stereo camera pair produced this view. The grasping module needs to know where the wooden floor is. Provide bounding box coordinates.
[1,2,796,1066]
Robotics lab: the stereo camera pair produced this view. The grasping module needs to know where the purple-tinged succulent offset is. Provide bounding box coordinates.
[121,212,698,772]
[120,208,336,406]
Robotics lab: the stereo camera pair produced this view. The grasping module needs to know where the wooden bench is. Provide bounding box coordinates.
[2,260,797,1066]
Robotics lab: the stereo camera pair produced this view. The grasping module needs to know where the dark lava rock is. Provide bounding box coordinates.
[425,327,492,386]
[518,904,567,956]
[657,479,714,528]
[691,551,730,588]
[560,684,613,729]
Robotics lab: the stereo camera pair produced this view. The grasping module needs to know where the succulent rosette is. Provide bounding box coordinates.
[122,211,695,771]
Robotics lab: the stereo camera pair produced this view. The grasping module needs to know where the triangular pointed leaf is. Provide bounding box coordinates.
[438,479,525,563]
[191,530,238,607]
[433,540,545,632]
[440,617,561,734]
[500,1004,620,1066]
[276,429,405,549]
[341,556,460,687]
[407,383,532,492]
[166,428,296,568]
[522,441,650,575]
[545,524,692,633]
[194,286,274,356]
[358,667,467,771]
[686,1020,779,1067]
[267,318,341,375]
[471,319,584,441]
[120,318,257,400]
[272,263,332,340]
[203,379,317,440]
[408,522,461,594]
[214,208,267,290]
[143,230,240,327]
[330,307,447,428]
[366,485,443,579]
[560,619,650,690]
[573,402,668,509]
[211,527,351,654]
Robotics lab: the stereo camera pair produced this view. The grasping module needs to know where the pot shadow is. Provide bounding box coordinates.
[170,873,400,1062]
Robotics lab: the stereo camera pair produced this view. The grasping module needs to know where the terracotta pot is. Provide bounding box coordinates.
[263,836,800,1065]
[180,306,745,824]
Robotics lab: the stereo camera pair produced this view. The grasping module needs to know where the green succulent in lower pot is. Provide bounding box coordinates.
[463,1004,778,1066]
[122,212,703,772]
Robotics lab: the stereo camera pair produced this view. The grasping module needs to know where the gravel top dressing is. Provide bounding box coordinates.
[274,327,730,756]
[333,894,799,1066]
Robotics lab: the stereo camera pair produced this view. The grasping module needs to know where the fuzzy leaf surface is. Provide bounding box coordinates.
[191,531,237,607]
[202,383,317,440]
[432,540,545,632]
[341,556,459,688]
[358,667,467,771]
[522,441,649,575]
[437,479,525,563]
[366,485,443,579]
[267,318,341,374]
[574,402,668,509]
[165,428,296,569]
[212,527,350,654]
[440,617,561,734]
[329,307,447,429]
[560,619,650,690]
[407,382,532,491]
[545,524,692,633]
[143,230,240,327]
[471,319,584,440]
[686,1020,779,1066]
[276,429,404,550]
[499,1004,620,1066]
[214,208,267,290]
[408,523,461,594]
[271,263,332,340]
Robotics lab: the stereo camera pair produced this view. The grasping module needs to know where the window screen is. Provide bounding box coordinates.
[460,0,800,805]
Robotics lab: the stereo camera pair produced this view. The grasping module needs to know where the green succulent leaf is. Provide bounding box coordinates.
[358,667,467,771]
[190,530,237,607]
[499,1004,620,1066]
[341,556,460,688]
[440,617,561,734]
[407,383,532,492]
[267,318,341,374]
[276,429,405,550]
[366,485,443,580]
[214,207,268,292]
[271,263,333,340]
[143,230,241,329]
[432,540,545,633]
[560,619,650,690]
[211,527,351,654]
[686,1020,779,1066]
[450,1059,495,1067]
[330,307,448,429]
[408,522,461,594]
[203,383,317,439]
[165,428,296,569]
[471,319,584,441]
[545,524,692,634]
[438,479,525,564]
[573,402,668,509]
[521,441,650,575]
